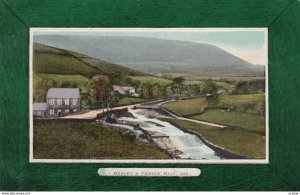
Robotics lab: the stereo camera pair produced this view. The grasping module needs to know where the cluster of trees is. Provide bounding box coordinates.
[84,75,206,110]
[34,74,226,109]
[232,80,265,95]
[33,79,79,102]
[124,76,204,99]
[202,79,219,104]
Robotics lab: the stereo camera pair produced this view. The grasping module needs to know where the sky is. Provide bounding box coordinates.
[33,28,267,65]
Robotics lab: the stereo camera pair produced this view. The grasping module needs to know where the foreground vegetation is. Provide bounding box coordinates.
[163,94,265,116]
[190,109,265,135]
[33,122,169,159]
[160,118,266,159]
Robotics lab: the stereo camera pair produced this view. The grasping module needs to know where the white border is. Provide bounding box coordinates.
[29,28,269,164]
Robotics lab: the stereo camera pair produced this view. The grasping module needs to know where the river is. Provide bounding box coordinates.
[117,108,221,160]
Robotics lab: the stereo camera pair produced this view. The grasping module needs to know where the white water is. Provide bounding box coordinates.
[119,109,221,160]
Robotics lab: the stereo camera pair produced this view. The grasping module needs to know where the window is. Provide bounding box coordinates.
[65,109,69,113]
[64,99,69,105]
[72,99,77,105]
[73,109,77,112]
[57,99,62,105]
[48,99,54,105]
[50,109,54,115]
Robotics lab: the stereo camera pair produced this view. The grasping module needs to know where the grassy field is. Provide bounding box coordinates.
[160,118,265,159]
[33,48,100,77]
[34,73,90,93]
[116,97,148,106]
[184,80,235,92]
[128,76,172,85]
[33,122,169,159]
[190,109,265,135]
[163,94,265,116]
[33,43,143,78]
[155,73,265,82]
[164,97,207,116]
[152,74,235,92]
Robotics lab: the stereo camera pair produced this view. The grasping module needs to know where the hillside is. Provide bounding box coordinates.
[34,35,265,77]
[33,43,144,78]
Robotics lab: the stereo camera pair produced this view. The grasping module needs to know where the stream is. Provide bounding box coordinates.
[117,108,221,160]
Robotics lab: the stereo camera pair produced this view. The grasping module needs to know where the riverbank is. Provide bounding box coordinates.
[111,108,221,160]
[160,117,265,159]
[164,120,247,159]
[33,122,170,159]
[107,117,181,159]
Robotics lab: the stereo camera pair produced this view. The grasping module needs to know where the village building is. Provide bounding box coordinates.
[112,85,139,97]
[32,102,47,118]
[46,88,81,117]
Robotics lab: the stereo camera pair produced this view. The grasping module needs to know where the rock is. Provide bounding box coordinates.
[105,116,117,123]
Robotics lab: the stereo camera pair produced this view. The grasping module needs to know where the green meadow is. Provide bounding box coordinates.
[33,122,170,159]
[160,118,265,159]
[128,76,173,85]
[163,94,265,116]
[34,73,90,93]
[190,109,265,135]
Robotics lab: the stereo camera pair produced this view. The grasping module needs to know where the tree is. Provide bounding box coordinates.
[165,84,173,98]
[203,79,219,104]
[152,83,161,98]
[87,75,111,111]
[106,92,121,111]
[109,72,125,85]
[125,77,135,86]
[173,77,185,85]
[188,84,201,96]
[171,83,181,94]
[233,80,265,95]
[141,83,153,99]
[60,81,78,88]
[33,79,58,102]
[159,85,167,98]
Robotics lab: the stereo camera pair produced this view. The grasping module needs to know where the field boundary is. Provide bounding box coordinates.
[167,121,248,159]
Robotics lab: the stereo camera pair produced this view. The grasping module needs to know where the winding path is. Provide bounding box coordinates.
[63,103,141,119]
[63,99,168,119]
[160,108,226,128]
[64,98,227,129]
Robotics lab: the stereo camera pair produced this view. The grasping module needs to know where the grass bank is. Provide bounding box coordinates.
[33,122,169,159]
[190,109,265,135]
[160,118,266,159]
[163,94,265,116]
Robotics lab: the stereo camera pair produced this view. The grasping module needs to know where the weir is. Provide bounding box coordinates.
[118,108,221,160]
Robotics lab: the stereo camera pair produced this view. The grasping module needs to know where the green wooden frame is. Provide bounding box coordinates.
[1,0,299,191]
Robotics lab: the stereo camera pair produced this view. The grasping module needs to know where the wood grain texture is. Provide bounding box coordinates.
[3,0,292,27]
[0,0,299,191]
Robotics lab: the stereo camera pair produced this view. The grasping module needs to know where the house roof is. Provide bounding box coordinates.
[47,88,80,99]
[33,102,47,111]
[112,86,126,94]
[113,85,124,91]
[113,86,134,91]
[122,87,134,90]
